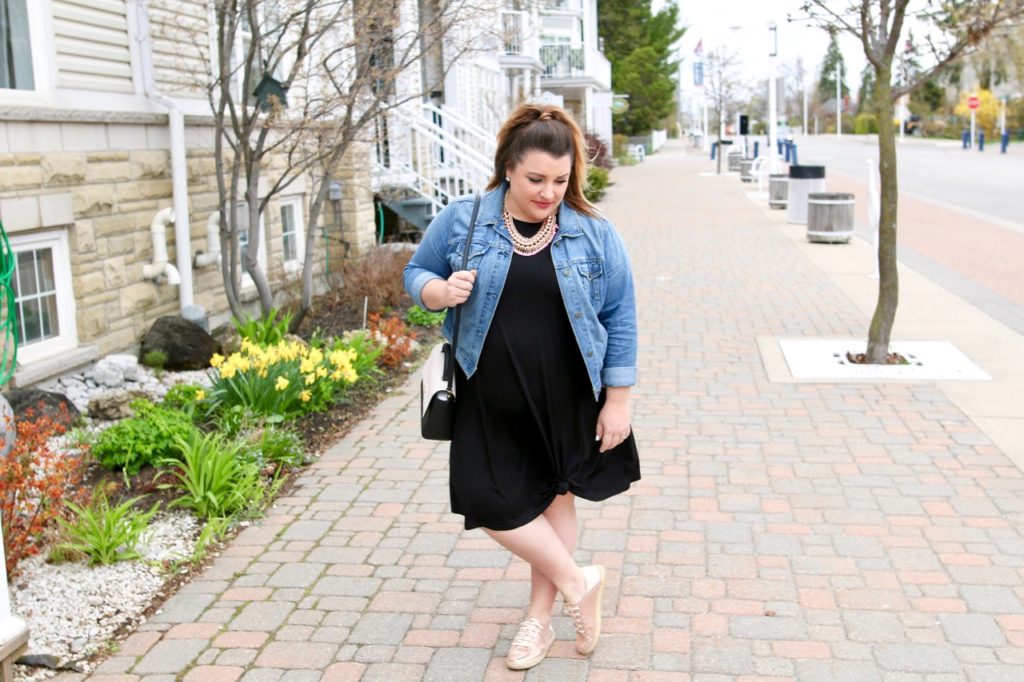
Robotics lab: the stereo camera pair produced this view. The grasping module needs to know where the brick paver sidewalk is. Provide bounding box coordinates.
[67,141,1024,681]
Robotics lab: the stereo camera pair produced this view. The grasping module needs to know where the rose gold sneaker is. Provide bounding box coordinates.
[564,564,606,655]
[505,618,555,670]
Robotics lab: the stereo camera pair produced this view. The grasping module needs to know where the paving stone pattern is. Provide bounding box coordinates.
[61,143,1024,681]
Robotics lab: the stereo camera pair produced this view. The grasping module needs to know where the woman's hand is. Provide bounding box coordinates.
[596,388,631,453]
[421,270,477,311]
[444,269,477,307]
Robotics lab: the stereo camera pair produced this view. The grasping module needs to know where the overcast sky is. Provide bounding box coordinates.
[656,0,869,90]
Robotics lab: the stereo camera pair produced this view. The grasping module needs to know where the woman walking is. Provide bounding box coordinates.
[403,103,640,670]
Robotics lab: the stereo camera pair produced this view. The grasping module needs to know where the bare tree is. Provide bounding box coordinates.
[703,47,745,174]
[204,0,492,325]
[800,0,1024,363]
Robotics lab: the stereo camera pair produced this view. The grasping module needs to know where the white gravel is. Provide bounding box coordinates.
[10,512,201,679]
[8,361,215,679]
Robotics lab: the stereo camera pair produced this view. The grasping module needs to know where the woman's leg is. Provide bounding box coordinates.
[525,494,578,624]
[483,508,587,605]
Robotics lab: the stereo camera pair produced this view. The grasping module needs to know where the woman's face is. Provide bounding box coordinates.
[505,150,572,222]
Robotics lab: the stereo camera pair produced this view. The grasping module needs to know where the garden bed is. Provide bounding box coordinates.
[6,248,442,679]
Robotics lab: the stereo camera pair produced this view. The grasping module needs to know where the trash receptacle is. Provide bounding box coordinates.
[768,174,788,209]
[787,165,826,224]
[807,192,854,243]
[740,159,755,182]
[727,150,743,172]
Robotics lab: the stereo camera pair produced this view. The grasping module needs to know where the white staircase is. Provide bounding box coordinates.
[374,101,498,232]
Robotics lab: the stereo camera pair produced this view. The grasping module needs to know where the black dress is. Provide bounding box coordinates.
[450,218,641,531]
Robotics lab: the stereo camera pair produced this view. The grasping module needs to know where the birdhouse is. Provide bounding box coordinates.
[253,74,288,111]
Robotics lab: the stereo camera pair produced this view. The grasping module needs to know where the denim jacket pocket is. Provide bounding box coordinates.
[449,240,490,272]
[575,259,605,306]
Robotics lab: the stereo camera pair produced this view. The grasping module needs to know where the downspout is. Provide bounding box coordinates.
[193,212,222,268]
[134,0,194,312]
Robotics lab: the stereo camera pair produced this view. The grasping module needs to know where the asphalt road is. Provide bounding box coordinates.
[788,134,1024,229]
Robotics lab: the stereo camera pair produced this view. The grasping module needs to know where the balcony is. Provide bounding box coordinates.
[540,44,611,90]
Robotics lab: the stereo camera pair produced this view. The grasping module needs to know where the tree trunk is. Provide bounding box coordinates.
[867,64,899,363]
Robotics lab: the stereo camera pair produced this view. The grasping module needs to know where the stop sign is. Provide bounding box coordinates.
[968,96,980,110]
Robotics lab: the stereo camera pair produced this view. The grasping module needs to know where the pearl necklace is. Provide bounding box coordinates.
[502,201,558,256]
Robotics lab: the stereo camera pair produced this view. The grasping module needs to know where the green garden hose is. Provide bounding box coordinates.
[0,222,18,385]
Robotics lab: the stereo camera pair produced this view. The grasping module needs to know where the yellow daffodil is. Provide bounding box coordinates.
[305,373,316,385]
[300,390,311,402]
[219,364,237,380]
[299,358,316,374]
[275,376,289,391]
[210,353,225,368]
[195,389,206,401]
[316,366,328,379]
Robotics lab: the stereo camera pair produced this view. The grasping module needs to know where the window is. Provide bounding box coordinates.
[279,198,304,270]
[1,0,35,90]
[8,230,77,364]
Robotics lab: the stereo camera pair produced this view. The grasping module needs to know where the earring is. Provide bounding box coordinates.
[505,176,510,182]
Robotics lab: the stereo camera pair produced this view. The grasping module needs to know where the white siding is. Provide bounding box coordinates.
[53,0,134,93]
[149,0,209,97]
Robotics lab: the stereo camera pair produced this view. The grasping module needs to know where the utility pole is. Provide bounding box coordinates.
[835,63,841,138]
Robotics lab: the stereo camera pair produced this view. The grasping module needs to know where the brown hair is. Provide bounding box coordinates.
[486,103,598,218]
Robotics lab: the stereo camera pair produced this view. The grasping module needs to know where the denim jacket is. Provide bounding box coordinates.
[403,185,637,399]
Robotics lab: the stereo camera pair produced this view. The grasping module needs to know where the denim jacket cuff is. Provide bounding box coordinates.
[410,271,444,311]
[601,366,636,388]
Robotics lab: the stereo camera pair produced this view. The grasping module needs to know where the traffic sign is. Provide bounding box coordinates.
[968,96,980,110]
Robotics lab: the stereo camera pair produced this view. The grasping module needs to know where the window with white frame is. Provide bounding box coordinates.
[0,0,33,90]
[279,197,304,270]
[8,230,78,363]
[0,0,48,94]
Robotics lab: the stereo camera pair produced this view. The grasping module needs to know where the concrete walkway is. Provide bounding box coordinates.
[65,141,1024,681]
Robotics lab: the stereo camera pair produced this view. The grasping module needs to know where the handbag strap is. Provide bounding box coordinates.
[445,193,481,391]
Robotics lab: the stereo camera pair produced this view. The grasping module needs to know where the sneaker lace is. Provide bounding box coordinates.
[511,619,544,648]
[564,602,589,636]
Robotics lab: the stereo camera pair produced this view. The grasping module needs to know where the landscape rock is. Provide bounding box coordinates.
[87,389,152,421]
[3,388,80,428]
[140,316,220,371]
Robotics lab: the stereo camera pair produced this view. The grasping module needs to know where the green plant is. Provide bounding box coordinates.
[63,425,97,450]
[585,166,610,203]
[337,330,384,383]
[162,383,210,422]
[206,338,360,419]
[58,491,159,565]
[854,112,878,134]
[252,425,306,468]
[92,401,198,474]
[233,307,294,346]
[405,304,446,328]
[157,432,264,519]
[141,349,168,370]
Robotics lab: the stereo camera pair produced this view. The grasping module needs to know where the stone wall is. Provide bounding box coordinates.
[0,115,377,378]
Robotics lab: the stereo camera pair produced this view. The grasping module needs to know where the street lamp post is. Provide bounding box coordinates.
[768,22,778,172]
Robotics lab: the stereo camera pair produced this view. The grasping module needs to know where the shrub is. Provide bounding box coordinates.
[584,131,613,170]
[0,407,86,575]
[585,166,610,203]
[158,432,265,519]
[854,112,878,134]
[336,247,412,313]
[58,491,159,565]
[234,307,293,346]
[92,400,198,474]
[206,338,360,419]
[368,313,417,368]
[406,304,446,328]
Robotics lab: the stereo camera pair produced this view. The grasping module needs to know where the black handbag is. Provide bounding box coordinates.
[420,194,481,440]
